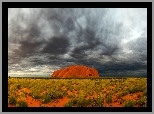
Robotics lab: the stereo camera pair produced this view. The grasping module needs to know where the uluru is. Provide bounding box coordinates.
[51,65,99,78]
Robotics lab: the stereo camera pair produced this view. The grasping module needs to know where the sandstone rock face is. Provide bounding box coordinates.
[51,65,99,78]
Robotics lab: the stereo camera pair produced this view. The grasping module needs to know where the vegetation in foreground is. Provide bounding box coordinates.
[8,77,147,107]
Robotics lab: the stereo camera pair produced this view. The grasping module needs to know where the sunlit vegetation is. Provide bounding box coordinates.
[8,96,17,105]
[16,100,28,107]
[106,93,113,103]
[137,96,147,107]
[8,77,147,107]
[124,100,135,107]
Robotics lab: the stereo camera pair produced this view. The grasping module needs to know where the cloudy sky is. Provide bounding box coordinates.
[8,8,147,76]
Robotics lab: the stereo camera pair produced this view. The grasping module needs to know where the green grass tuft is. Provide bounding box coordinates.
[124,100,135,107]
[16,100,28,107]
[9,96,17,105]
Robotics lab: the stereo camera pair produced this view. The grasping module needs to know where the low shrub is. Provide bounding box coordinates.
[32,94,41,99]
[124,100,135,107]
[106,94,112,103]
[42,94,51,103]
[92,96,104,107]
[16,100,28,107]
[76,98,92,107]
[137,96,147,107]
[9,96,17,105]
[127,86,145,94]
[64,101,74,107]
[143,89,147,96]
[117,91,129,98]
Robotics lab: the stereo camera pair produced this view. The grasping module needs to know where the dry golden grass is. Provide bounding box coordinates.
[8,77,147,107]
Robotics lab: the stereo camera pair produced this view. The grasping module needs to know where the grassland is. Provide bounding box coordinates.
[8,77,147,107]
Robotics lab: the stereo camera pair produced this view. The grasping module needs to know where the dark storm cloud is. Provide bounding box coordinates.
[70,57,147,76]
[8,8,108,61]
[8,8,147,76]
[125,35,147,63]
[42,36,70,55]
[71,28,101,58]
[15,40,44,57]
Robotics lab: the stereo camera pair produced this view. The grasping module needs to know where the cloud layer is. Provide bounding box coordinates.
[8,8,147,76]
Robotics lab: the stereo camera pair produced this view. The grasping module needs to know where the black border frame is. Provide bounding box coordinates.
[2,2,152,112]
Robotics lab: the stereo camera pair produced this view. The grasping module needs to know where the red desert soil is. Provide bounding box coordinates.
[21,88,31,93]
[9,84,13,89]
[15,88,31,96]
[51,65,99,78]
[26,96,42,107]
[86,91,98,99]
[122,92,143,101]
[8,88,144,107]
[61,86,67,91]
[8,96,70,107]
[86,88,144,107]
[67,90,78,97]
[41,97,70,107]
[8,87,70,107]
[105,92,143,107]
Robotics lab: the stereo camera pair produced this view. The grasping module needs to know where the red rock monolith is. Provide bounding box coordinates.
[51,65,99,78]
